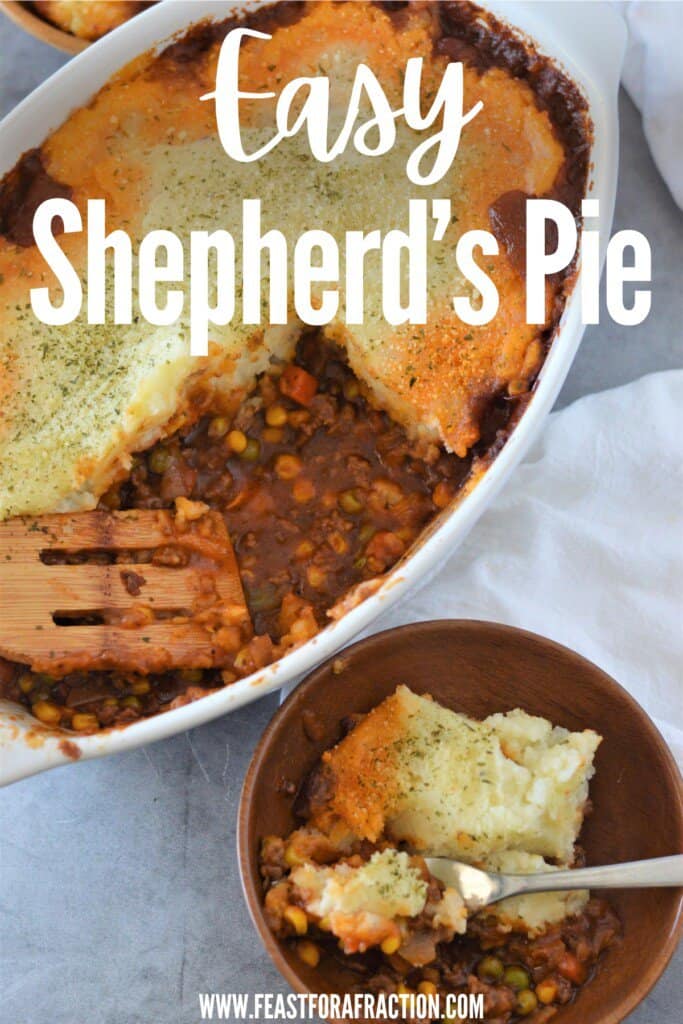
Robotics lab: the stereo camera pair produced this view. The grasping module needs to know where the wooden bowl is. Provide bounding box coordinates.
[239,620,683,1024]
[0,2,88,54]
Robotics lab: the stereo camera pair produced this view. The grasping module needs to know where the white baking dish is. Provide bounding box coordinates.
[0,0,626,784]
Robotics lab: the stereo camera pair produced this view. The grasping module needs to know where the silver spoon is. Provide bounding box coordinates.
[424,854,683,912]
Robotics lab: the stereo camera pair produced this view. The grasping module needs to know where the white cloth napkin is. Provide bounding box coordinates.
[614,0,683,208]
[284,371,683,766]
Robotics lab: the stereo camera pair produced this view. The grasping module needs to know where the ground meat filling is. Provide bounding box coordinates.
[346,900,621,1023]
[259,828,621,1024]
[0,336,478,732]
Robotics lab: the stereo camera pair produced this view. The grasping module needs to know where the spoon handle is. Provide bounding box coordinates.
[510,854,683,896]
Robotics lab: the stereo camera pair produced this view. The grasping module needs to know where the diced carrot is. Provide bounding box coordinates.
[280,365,318,406]
[557,952,587,985]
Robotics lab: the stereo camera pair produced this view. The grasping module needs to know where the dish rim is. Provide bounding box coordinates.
[237,618,683,1022]
[0,0,627,784]
[0,1,88,54]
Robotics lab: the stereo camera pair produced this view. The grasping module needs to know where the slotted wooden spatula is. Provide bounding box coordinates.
[0,506,249,675]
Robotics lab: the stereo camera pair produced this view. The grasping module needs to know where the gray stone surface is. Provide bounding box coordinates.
[0,12,681,1024]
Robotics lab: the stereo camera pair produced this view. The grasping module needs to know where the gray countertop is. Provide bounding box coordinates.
[0,12,681,1024]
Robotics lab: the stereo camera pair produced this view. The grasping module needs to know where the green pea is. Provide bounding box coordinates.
[516,989,538,1016]
[247,583,280,612]
[239,437,261,462]
[36,672,57,685]
[208,416,230,439]
[477,956,504,982]
[503,966,530,991]
[148,448,171,474]
[358,523,376,545]
[339,489,364,514]
[179,669,204,685]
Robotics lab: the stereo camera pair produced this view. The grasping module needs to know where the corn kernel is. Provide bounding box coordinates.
[130,679,151,695]
[292,477,315,503]
[380,935,401,956]
[284,844,304,868]
[275,453,302,480]
[288,410,310,428]
[284,906,308,936]
[535,980,558,1005]
[295,540,315,560]
[72,712,99,732]
[266,404,288,427]
[262,427,283,444]
[121,695,141,710]
[327,531,349,555]
[296,941,320,968]
[208,416,229,438]
[306,566,327,589]
[32,700,61,726]
[215,625,242,653]
[18,673,35,694]
[227,429,248,454]
[372,478,403,507]
[432,481,454,509]
[418,981,438,997]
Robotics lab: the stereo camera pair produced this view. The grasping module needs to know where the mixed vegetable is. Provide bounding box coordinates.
[0,337,471,731]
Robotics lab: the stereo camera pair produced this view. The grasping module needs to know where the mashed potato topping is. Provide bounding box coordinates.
[315,686,600,866]
[292,850,428,923]
[0,0,584,519]
[485,850,589,936]
[289,849,466,954]
[294,686,600,937]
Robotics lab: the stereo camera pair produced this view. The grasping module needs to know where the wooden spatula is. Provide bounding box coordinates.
[0,505,250,675]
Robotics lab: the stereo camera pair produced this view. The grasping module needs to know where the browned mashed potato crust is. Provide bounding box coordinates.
[0,1,592,733]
